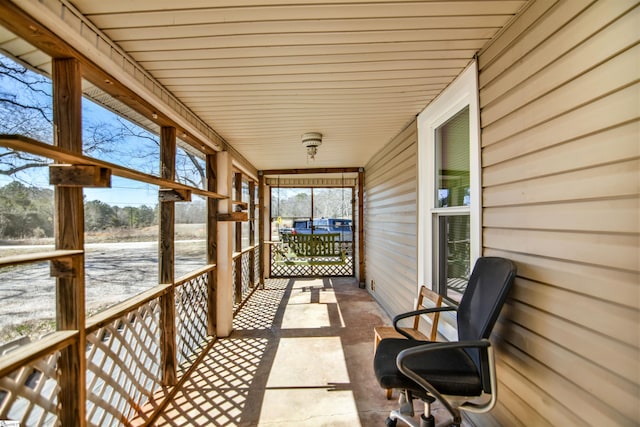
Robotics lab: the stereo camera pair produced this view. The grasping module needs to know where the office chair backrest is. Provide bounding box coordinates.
[457,257,516,390]
[457,257,516,342]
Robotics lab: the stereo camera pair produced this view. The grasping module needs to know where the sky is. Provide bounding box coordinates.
[0,54,198,208]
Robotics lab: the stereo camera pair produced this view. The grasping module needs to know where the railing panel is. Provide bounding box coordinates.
[232,247,256,313]
[270,241,354,277]
[0,351,59,426]
[85,300,162,426]
[175,270,210,370]
[253,246,260,287]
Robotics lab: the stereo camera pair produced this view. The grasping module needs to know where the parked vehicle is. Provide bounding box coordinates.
[280,218,353,241]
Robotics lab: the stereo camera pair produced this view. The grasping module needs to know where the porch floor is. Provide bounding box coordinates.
[152,277,465,426]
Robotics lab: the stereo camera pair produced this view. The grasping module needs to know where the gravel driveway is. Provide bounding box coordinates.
[0,240,207,343]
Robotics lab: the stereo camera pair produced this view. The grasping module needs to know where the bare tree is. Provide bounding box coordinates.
[0,55,206,187]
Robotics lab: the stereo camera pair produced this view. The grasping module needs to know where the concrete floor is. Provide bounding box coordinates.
[153,277,463,426]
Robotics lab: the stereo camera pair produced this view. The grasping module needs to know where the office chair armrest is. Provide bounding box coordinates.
[396,339,495,422]
[392,307,456,340]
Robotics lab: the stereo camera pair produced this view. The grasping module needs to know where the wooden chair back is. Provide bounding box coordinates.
[413,286,443,341]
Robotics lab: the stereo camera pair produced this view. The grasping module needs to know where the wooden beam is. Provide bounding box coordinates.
[0,331,78,379]
[217,212,249,222]
[49,164,111,187]
[0,250,82,268]
[0,134,226,200]
[85,285,172,335]
[52,57,86,427]
[159,126,177,386]
[50,258,76,278]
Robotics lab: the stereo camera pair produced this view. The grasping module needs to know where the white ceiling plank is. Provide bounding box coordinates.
[100,15,511,36]
[130,40,487,62]
[2,0,528,170]
[117,28,497,52]
[139,49,478,71]
[75,0,526,15]
[82,2,526,26]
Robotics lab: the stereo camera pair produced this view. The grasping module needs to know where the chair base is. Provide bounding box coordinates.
[386,411,436,427]
[386,391,460,427]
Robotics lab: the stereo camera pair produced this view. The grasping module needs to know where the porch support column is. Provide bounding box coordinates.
[206,153,218,336]
[358,168,365,287]
[159,126,177,385]
[216,151,234,337]
[248,180,256,287]
[52,57,86,427]
[258,172,265,288]
[233,172,242,301]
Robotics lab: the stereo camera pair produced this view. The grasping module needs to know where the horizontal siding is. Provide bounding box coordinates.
[364,121,418,318]
[476,1,640,426]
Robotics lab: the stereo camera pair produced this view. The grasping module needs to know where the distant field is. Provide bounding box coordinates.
[0,230,207,345]
[0,223,206,250]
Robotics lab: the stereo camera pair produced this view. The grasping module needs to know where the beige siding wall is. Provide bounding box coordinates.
[364,121,419,316]
[476,1,639,425]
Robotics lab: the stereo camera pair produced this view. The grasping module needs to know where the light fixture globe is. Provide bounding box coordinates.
[301,132,322,160]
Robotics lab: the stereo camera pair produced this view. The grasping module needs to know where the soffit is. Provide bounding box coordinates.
[2,1,527,171]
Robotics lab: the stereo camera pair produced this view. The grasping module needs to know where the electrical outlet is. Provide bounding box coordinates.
[370,279,375,291]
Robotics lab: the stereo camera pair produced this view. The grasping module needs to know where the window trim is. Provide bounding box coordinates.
[417,61,482,306]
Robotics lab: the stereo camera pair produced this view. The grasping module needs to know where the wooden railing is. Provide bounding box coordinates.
[0,134,258,426]
[0,263,232,426]
[232,244,260,314]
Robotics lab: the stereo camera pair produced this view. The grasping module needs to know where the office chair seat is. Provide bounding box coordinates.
[374,338,482,397]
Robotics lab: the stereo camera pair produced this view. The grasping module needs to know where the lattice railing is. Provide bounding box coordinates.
[85,296,163,426]
[175,266,212,369]
[232,246,257,312]
[270,241,354,277]
[0,351,60,426]
[253,246,261,287]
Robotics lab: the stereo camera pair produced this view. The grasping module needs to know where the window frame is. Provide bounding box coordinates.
[417,61,482,309]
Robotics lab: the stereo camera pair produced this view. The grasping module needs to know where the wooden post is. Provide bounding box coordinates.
[233,173,243,301]
[52,57,86,427]
[358,168,366,288]
[248,180,256,287]
[258,172,265,288]
[206,153,217,336]
[159,126,177,385]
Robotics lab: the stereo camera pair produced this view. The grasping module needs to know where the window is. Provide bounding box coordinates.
[418,62,480,305]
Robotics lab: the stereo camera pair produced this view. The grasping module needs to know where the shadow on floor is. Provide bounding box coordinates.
[152,277,456,426]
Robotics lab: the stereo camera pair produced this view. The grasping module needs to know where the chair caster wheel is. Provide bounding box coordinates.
[385,417,398,427]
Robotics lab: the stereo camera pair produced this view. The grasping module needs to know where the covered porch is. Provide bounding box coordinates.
[0,1,637,426]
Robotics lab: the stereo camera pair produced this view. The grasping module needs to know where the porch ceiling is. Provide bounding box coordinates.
[1,0,527,171]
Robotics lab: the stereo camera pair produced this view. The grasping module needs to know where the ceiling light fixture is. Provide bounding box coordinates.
[302,132,322,161]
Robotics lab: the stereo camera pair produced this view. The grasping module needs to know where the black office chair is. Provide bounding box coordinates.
[374,257,516,427]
